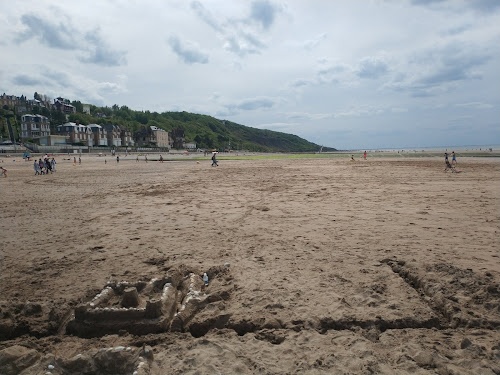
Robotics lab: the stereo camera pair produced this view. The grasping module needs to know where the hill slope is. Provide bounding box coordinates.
[1,101,336,152]
[155,112,335,152]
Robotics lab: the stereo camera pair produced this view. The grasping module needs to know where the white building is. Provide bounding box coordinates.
[88,124,108,146]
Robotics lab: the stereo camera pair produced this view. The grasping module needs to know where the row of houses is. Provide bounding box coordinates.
[20,114,196,149]
[53,122,136,147]
[1,93,77,115]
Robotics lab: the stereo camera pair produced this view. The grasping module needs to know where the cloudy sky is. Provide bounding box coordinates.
[1,0,499,149]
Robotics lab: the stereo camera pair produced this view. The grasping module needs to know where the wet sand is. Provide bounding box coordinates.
[0,155,499,374]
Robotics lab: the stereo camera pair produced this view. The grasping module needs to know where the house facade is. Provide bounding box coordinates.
[0,94,19,108]
[102,124,122,147]
[53,97,76,114]
[56,122,91,145]
[169,128,185,149]
[134,126,169,147]
[21,114,50,140]
[88,124,108,147]
[1,94,52,114]
[120,126,134,147]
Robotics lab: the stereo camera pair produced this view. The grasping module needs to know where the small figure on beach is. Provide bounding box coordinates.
[34,160,41,175]
[116,156,120,163]
[51,158,56,172]
[444,152,449,163]
[452,151,457,165]
[363,151,367,160]
[73,156,77,165]
[0,166,7,177]
[145,155,148,163]
[45,158,53,174]
[38,159,45,174]
[136,155,139,162]
[211,152,218,167]
[159,155,163,163]
[79,157,81,165]
[350,155,355,162]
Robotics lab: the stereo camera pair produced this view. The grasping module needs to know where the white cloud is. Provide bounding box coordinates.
[302,33,327,51]
[455,102,494,110]
[14,12,127,67]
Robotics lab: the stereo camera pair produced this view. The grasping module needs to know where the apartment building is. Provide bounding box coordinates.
[120,126,134,147]
[102,124,122,147]
[56,122,91,145]
[88,124,108,147]
[21,114,50,140]
[134,126,169,147]
[53,97,76,114]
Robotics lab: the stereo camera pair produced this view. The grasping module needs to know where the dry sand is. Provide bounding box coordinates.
[0,154,499,374]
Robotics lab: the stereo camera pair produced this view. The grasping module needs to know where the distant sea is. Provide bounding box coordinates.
[350,145,500,152]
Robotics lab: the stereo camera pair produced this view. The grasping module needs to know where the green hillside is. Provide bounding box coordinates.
[1,99,336,152]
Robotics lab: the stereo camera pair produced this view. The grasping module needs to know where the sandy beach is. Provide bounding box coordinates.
[0,153,499,374]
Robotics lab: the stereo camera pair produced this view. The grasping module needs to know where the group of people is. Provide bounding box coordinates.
[444,151,458,172]
[445,151,457,165]
[34,154,56,175]
[350,151,368,162]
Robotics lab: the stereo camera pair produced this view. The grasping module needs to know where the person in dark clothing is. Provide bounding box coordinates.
[38,159,45,175]
[45,159,52,174]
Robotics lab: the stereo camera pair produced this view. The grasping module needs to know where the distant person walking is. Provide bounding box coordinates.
[159,155,164,163]
[51,158,56,172]
[444,152,449,163]
[116,156,120,163]
[45,159,52,174]
[363,151,367,160]
[79,157,81,165]
[211,152,218,167]
[452,151,457,165]
[145,155,148,163]
[38,159,45,174]
[136,155,139,162]
[34,160,41,175]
